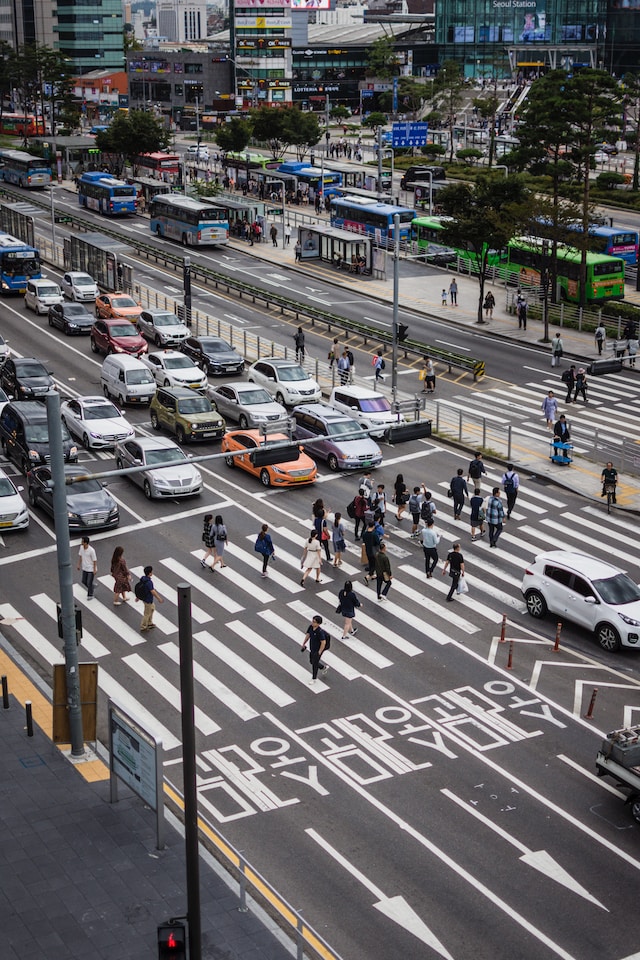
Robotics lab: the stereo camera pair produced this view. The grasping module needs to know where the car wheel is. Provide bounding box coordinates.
[525,589,547,619]
[631,798,640,823]
[155,334,162,347]
[28,486,37,506]
[103,384,111,400]
[260,468,271,487]
[275,392,286,406]
[82,432,91,450]
[596,622,621,652]
[143,480,153,499]
[150,411,160,430]
[176,426,186,444]
[327,453,339,472]
[238,414,249,429]
[224,454,235,467]
[164,378,171,387]
[48,314,54,327]
[90,338,99,354]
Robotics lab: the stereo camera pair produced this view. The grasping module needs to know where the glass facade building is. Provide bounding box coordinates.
[54,0,125,74]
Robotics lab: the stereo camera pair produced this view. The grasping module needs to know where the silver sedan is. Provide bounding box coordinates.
[207,382,289,430]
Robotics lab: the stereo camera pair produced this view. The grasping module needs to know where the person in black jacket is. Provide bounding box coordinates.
[449,468,468,521]
[337,580,361,639]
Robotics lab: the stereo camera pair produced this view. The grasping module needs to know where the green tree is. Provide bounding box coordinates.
[621,73,640,191]
[215,117,252,155]
[396,77,431,120]
[330,105,350,121]
[362,111,388,132]
[366,37,397,80]
[433,61,464,163]
[437,174,535,324]
[472,93,499,167]
[284,109,321,160]
[124,26,143,53]
[95,111,171,174]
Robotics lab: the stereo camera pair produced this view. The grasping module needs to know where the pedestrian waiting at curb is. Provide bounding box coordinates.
[483,290,495,320]
[337,580,361,639]
[551,332,564,367]
[449,278,458,306]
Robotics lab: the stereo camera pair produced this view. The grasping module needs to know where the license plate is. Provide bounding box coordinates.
[294,475,309,482]
[201,432,217,438]
[362,460,372,467]
[0,520,12,527]
[84,518,103,525]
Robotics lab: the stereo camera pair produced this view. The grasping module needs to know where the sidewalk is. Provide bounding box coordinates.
[227,230,640,512]
[0,647,294,960]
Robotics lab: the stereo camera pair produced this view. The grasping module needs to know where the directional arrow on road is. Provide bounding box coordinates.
[442,789,608,911]
[305,827,455,959]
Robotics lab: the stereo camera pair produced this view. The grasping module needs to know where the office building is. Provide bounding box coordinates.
[157,0,208,42]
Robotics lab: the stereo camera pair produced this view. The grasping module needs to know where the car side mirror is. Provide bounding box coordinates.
[584,596,597,604]
[133,458,143,466]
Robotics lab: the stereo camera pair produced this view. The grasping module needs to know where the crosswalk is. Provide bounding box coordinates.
[2,472,640,751]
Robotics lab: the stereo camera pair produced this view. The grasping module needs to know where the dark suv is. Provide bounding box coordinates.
[0,357,55,400]
[399,165,446,191]
[0,401,78,473]
[149,387,225,443]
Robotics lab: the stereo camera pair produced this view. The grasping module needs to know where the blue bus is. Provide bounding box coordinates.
[532,217,639,266]
[149,194,229,246]
[277,161,343,200]
[78,172,138,216]
[0,233,41,293]
[330,195,416,242]
[0,149,52,188]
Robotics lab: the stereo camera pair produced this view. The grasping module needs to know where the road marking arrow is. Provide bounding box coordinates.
[442,789,608,911]
[305,827,455,959]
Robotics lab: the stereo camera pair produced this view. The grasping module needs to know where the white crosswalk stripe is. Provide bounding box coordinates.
[123,652,220,735]
[194,629,295,707]
[125,568,212,624]
[159,640,259,721]
[32,593,110,658]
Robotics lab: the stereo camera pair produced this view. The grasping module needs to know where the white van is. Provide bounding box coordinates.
[328,385,403,438]
[24,278,64,315]
[186,144,210,161]
[101,355,156,406]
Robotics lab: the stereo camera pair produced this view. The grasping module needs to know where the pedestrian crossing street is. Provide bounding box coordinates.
[2,468,640,751]
[451,365,640,454]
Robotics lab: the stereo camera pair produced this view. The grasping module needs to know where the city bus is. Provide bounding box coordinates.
[134,152,181,179]
[225,151,281,171]
[507,237,625,303]
[0,149,52,188]
[0,113,46,137]
[78,172,138,215]
[411,215,506,267]
[531,217,639,266]
[0,233,41,293]
[277,161,342,200]
[331,195,416,242]
[149,194,229,246]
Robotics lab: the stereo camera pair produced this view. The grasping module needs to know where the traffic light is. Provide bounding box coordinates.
[397,323,409,342]
[158,921,186,959]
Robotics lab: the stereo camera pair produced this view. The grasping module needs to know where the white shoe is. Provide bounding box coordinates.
[308,679,316,685]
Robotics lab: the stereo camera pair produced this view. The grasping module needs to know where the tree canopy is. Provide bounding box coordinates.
[366,37,398,80]
[250,106,321,160]
[215,117,252,155]
[95,111,172,174]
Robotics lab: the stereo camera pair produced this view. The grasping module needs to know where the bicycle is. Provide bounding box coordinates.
[604,481,617,514]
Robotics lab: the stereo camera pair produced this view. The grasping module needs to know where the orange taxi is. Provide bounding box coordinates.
[95,293,142,321]
[221,430,317,487]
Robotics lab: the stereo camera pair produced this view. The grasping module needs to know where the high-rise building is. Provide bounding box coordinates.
[157,0,207,42]
[232,0,293,106]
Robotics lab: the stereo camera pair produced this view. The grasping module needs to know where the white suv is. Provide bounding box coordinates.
[247,359,321,406]
[521,550,640,652]
[328,385,402,438]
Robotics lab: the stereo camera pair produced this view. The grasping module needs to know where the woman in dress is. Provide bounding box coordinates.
[200,513,214,568]
[211,514,228,571]
[301,529,323,586]
[332,512,346,567]
[394,473,408,521]
[110,545,131,605]
[337,580,361,639]
[312,498,331,562]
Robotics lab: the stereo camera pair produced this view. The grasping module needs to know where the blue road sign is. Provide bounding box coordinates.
[391,121,428,149]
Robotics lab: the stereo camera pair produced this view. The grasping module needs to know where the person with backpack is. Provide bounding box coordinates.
[467,452,486,488]
[469,488,485,541]
[254,523,275,578]
[293,327,305,362]
[561,365,576,404]
[594,322,606,355]
[351,488,368,540]
[211,514,228,571]
[372,350,385,381]
[573,367,588,403]
[336,580,361,639]
[449,468,468,521]
[136,566,164,632]
[501,464,519,519]
[300,615,330,684]
[420,491,437,528]
[408,485,425,538]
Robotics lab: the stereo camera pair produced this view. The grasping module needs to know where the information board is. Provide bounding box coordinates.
[392,122,428,149]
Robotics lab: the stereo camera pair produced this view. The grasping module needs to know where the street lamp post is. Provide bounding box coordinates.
[391,213,400,396]
[542,239,551,343]
[195,94,201,148]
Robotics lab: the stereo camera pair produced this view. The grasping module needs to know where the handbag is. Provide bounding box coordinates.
[360,543,368,565]
[418,369,427,381]
[457,577,469,595]
[382,572,391,582]
[478,507,486,521]
[321,528,330,541]
[447,488,453,498]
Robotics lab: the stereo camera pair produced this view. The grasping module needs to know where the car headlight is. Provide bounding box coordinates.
[189,422,198,429]
[154,476,171,487]
[68,511,82,521]
[107,507,119,518]
[90,431,102,439]
[28,449,39,460]
[618,612,640,627]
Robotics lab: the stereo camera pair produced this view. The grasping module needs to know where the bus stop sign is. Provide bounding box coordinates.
[392,122,428,149]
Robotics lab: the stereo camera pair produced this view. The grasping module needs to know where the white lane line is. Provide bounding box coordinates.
[160,641,258,720]
[123,652,220,736]
[194,629,294,707]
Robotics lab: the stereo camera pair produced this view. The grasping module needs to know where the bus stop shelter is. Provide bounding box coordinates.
[297,224,372,273]
[63,233,131,292]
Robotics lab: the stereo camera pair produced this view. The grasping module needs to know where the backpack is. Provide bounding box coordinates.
[561,369,572,384]
[421,500,435,521]
[346,498,357,519]
[469,461,483,479]
[134,578,147,601]
[320,628,331,651]
[503,473,516,493]
[408,493,420,515]
[347,350,354,365]
[380,359,386,370]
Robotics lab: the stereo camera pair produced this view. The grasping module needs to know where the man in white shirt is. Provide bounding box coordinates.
[77,536,97,600]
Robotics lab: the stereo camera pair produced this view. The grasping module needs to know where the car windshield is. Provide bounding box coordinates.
[145,448,186,465]
[112,297,137,308]
[65,304,90,316]
[128,370,154,384]
[327,421,365,438]
[0,477,16,496]
[67,478,102,495]
[111,325,137,338]
[276,365,307,382]
[152,313,179,326]
[38,285,59,296]
[164,356,193,370]
[74,275,94,286]
[240,389,272,405]
[83,403,119,420]
[358,397,392,413]
[18,362,48,377]
[202,340,227,353]
[177,398,210,414]
[25,425,49,442]
[593,573,640,605]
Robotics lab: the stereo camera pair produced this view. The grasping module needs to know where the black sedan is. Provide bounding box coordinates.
[0,357,54,400]
[180,336,244,376]
[48,302,95,336]
[27,465,120,530]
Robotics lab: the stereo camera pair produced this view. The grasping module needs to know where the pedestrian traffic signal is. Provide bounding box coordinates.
[397,323,409,342]
[158,921,186,958]
[251,443,300,467]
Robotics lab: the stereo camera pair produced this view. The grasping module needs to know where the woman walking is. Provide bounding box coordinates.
[301,529,323,586]
[394,473,409,521]
[312,498,331,562]
[211,514,228,571]
[200,513,214,568]
[110,546,131,605]
[254,524,275,578]
[332,512,346,566]
[469,488,486,541]
[337,580,361,639]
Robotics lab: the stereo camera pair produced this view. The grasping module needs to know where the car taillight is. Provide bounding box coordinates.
[524,568,534,575]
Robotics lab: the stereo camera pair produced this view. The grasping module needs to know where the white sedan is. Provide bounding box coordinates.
[141,350,207,391]
[60,395,135,449]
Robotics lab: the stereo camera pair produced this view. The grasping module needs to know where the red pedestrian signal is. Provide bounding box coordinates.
[158,921,187,958]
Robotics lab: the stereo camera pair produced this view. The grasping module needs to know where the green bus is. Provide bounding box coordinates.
[507,237,625,303]
[411,215,506,267]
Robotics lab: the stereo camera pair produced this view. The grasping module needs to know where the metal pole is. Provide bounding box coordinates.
[377,127,383,201]
[391,213,400,395]
[183,256,192,326]
[50,186,56,253]
[46,392,84,758]
[195,95,200,148]
[177,584,202,960]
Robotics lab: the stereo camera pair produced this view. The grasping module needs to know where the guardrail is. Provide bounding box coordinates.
[1,186,486,382]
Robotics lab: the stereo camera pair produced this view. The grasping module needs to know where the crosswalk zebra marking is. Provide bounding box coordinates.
[564,512,640,551]
[203,542,303,594]
[126,568,212,624]
[160,557,245,613]
[260,608,361,680]
[187,552,275,605]
[123,652,220,736]
[399,565,512,623]
[72,583,176,637]
[287,599,394,669]
[194,630,295,707]
[316,589,422,657]
[225,620,328,692]
[536,518,633,564]
[32,593,110,658]
[159,641,259,720]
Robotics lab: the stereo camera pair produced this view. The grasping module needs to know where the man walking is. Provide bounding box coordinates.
[137,565,164,632]
[270,223,278,247]
[372,483,386,525]
[501,463,519,519]
[467,452,487,488]
[373,350,384,381]
[353,488,368,540]
[362,519,381,582]
[77,536,97,600]
[573,367,588,403]
[553,413,571,444]
[449,468,468,520]
[293,326,305,362]
[442,542,465,601]
[374,542,393,601]
[485,487,505,548]
[421,518,440,579]
[595,322,606,355]
[562,365,576,403]
[337,350,350,385]
[301,615,330,684]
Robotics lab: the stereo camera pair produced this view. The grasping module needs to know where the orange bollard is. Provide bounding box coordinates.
[553,622,562,652]
[506,637,514,670]
[584,688,598,720]
[499,614,507,643]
